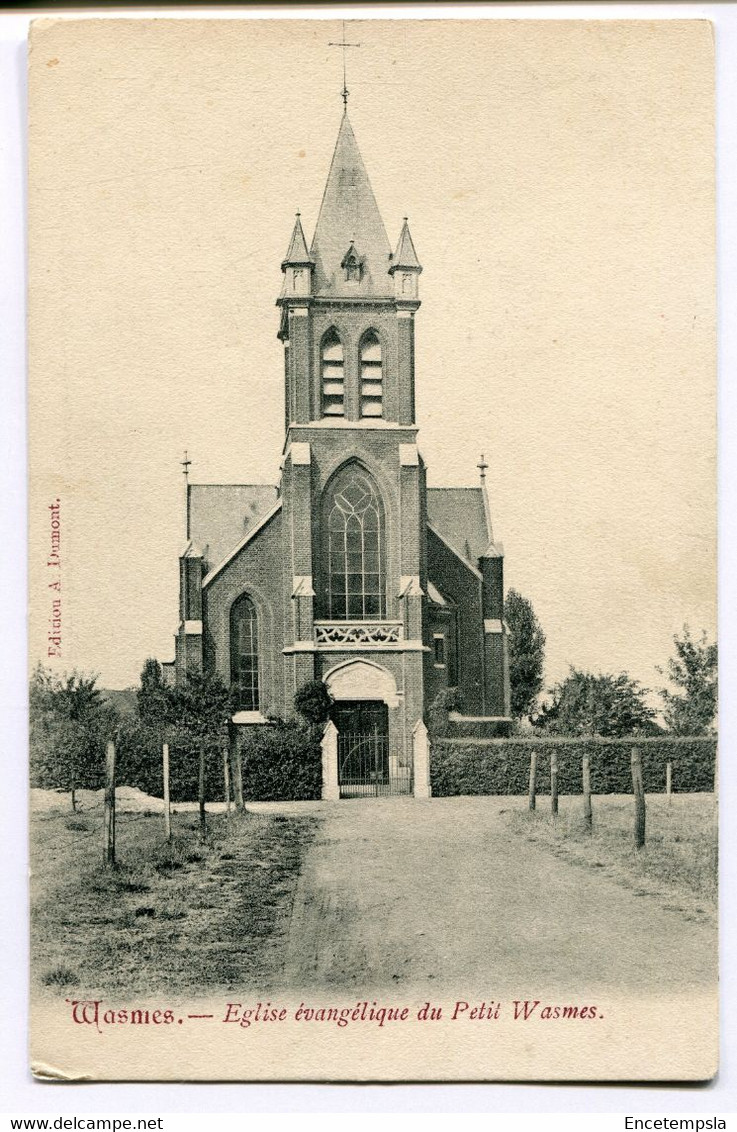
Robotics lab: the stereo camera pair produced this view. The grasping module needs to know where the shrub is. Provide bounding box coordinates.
[240,719,322,801]
[41,965,79,988]
[294,680,333,729]
[430,736,717,797]
[428,687,464,737]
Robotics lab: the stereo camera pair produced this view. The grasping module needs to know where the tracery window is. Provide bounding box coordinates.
[321,329,344,417]
[360,331,383,418]
[230,594,259,711]
[325,467,386,620]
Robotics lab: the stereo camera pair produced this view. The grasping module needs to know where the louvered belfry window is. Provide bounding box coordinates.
[360,330,383,418]
[230,594,259,711]
[321,329,345,417]
[326,467,386,620]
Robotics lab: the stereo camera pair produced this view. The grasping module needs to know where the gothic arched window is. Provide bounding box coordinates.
[360,330,383,418]
[321,329,344,417]
[230,594,259,711]
[324,467,386,620]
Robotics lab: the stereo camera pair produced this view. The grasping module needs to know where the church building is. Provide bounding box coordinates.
[166,107,511,795]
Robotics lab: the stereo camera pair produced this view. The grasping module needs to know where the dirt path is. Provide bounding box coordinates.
[281,796,716,997]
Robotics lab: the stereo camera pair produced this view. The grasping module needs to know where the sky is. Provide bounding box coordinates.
[27,17,716,698]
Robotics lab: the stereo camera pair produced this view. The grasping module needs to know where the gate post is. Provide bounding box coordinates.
[413,719,432,799]
[321,720,340,801]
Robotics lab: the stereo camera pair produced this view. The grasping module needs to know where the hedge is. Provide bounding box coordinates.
[109,718,323,803]
[115,722,230,803]
[239,721,322,801]
[430,736,717,796]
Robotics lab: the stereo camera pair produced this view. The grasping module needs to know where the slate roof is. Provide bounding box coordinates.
[188,484,279,572]
[310,112,393,298]
[426,487,490,567]
[188,484,491,578]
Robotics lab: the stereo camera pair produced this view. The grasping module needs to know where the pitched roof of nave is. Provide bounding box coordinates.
[188,484,279,573]
[189,484,491,579]
[427,488,490,568]
[310,112,393,298]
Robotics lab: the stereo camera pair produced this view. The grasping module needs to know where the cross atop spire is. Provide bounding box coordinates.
[477,453,489,482]
[329,20,361,108]
[181,449,191,485]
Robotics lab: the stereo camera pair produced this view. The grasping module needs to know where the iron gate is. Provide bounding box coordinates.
[337,731,412,797]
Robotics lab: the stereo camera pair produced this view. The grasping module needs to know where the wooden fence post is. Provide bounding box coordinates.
[713,744,719,808]
[582,753,592,832]
[223,746,232,819]
[231,738,245,813]
[631,746,646,849]
[162,741,172,843]
[198,741,207,840]
[550,751,558,817]
[104,740,116,868]
[528,751,537,811]
[666,760,672,807]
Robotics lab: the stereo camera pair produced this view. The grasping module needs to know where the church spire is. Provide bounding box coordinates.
[309,113,392,298]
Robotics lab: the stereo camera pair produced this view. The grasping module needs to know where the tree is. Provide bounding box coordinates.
[505,589,546,721]
[294,679,333,732]
[536,668,656,738]
[169,670,232,837]
[29,665,117,808]
[659,626,717,736]
[137,657,171,731]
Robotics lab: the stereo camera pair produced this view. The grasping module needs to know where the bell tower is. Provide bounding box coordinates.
[276,109,428,746]
[277,111,421,428]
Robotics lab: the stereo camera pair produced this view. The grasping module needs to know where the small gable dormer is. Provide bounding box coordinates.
[341,241,364,284]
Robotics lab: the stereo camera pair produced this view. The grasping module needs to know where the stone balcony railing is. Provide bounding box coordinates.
[314,620,404,647]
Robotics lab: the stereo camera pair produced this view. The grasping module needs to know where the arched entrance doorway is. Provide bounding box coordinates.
[323,660,411,797]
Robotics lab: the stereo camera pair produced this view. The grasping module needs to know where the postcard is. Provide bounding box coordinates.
[28,17,717,1081]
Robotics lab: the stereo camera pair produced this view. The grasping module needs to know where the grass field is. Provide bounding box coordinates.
[503,792,717,920]
[31,792,319,997]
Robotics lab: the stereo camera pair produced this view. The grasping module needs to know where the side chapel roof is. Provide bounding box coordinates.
[426,487,490,568]
[188,484,279,572]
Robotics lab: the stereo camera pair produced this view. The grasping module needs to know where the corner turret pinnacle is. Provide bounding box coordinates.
[390,217,422,273]
[282,212,313,270]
